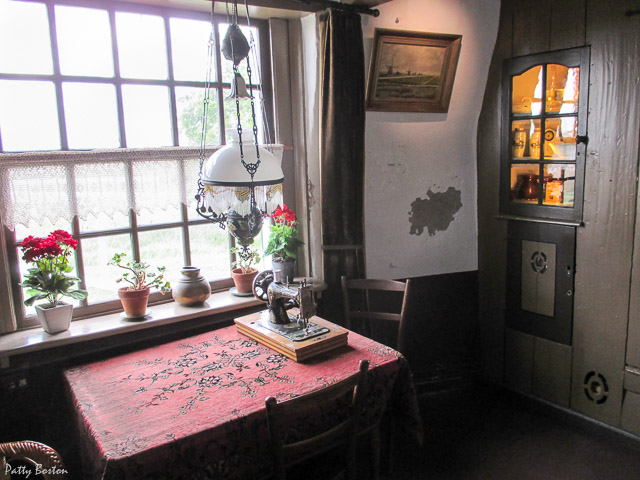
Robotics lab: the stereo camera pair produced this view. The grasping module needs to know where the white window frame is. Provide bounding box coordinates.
[0,0,275,332]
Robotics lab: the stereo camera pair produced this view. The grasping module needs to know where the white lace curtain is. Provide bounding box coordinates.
[0,145,283,229]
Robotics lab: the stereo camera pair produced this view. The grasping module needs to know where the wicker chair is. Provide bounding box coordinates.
[0,441,66,479]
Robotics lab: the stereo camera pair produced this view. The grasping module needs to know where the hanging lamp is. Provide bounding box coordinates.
[195,0,283,247]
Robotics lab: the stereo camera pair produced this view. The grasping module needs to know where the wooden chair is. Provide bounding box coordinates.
[265,359,374,480]
[341,274,479,396]
[0,441,66,479]
[340,276,411,351]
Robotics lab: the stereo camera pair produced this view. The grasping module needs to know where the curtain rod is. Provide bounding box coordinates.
[292,0,380,16]
[211,1,380,17]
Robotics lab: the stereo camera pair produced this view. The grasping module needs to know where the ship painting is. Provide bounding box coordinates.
[374,42,446,100]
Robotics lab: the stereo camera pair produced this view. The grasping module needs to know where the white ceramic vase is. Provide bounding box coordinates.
[35,302,73,334]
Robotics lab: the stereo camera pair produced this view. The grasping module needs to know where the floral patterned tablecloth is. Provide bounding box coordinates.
[64,319,422,480]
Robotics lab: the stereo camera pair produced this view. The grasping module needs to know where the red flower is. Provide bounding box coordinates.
[41,237,64,257]
[272,205,283,218]
[20,235,41,249]
[50,230,78,249]
[270,204,296,225]
[282,205,296,223]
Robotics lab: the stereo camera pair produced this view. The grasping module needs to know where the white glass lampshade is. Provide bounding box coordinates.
[201,129,284,216]
[202,129,284,186]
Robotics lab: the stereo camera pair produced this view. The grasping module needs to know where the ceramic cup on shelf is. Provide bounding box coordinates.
[172,266,211,306]
[529,128,541,159]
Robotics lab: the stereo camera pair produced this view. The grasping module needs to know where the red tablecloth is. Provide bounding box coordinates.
[64,320,422,480]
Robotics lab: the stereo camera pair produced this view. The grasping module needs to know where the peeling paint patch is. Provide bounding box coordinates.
[409,187,462,236]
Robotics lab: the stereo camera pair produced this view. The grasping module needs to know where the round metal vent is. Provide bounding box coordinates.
[584,371,608,404]
[531,251,548,274]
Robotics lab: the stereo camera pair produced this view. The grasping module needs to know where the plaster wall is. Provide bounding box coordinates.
[361,0,500,279]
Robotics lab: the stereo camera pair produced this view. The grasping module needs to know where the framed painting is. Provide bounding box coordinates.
[366,29,462,113]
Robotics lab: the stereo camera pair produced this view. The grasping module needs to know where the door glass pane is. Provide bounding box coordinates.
[84,234,133,303]
[63,82,120,149]
[189,224,231,281]
[219,24,260,84]
[511,119,541,160]
[176,86,220,146]
[546,64,579,114]
[170,17,213,82]
[122,85,172,147]
[55,6,114,77]
[223,88,265,144]
[139,228,184,291]
[543,164,575,207]
[543,116,577,160]
[116,12,168,80]
[512,65,541,116]
[510,163,540,204]
[0,1,53,74]
[0,80,60,151]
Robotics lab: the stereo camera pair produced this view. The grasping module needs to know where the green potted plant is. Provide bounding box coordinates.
[264,204,304,282]
[230,246,261,294]
[108,253,170,318]
[20,230,88,333]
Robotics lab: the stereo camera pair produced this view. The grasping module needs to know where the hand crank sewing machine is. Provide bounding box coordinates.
[250,270,331,342]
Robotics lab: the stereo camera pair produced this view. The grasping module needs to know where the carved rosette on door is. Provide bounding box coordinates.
[521,240,556,318]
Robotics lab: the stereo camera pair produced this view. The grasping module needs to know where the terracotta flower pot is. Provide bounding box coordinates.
[231,268,259,294]
[118,287,150,318]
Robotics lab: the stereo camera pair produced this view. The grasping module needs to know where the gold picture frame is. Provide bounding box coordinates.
[366,29,462,113]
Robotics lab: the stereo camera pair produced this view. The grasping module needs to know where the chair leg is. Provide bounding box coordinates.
[370,425,381,480]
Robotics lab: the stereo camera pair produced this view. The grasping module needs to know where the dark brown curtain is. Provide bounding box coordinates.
[318,8,366,325]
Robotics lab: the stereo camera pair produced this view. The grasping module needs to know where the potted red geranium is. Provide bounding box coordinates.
[264,204,304,282]
[20,230,88,333]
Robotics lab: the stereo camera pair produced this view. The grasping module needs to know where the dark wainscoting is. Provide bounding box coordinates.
[342,270,480,392]
[401,270,479,370]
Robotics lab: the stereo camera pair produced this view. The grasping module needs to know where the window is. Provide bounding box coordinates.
[0,0,274,329]
[500,47,589,222]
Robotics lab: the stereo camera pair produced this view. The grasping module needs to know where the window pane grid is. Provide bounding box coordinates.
[1,0,270,328]
[509,62,580,208]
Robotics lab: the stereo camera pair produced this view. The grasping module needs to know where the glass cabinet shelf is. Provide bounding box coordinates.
[500,47,589,222]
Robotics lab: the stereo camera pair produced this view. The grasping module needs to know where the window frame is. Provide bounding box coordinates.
[0,0,275,330]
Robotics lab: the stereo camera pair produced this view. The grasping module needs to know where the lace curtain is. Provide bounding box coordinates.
[0,145,283,229]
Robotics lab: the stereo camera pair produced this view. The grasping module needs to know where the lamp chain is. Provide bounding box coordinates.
[195,0,264,225]
[195,0,224,225]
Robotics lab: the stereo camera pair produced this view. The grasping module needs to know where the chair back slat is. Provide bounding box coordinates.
[341,276,411,346]
[349,311,402,323]
[265,359,370,480]
[343,278,407,292]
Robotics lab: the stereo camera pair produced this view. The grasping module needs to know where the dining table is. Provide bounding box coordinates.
[64,315,423,480]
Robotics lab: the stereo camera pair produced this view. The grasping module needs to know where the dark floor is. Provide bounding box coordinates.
[381,385,640,480]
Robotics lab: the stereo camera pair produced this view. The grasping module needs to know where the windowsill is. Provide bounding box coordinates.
[0,290,263,367]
